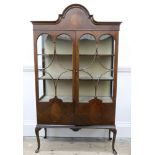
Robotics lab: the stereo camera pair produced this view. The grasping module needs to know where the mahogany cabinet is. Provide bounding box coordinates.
[32,4,121,154]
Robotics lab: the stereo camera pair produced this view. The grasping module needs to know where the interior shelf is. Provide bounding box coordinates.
[37,53,72,56]
[38,75,114,80]
[79,96,112,103]
[79,54,114,56]
[40,96,72,102]
[37,53,114,56]
[39,75,72,80]
[39,95,112,103]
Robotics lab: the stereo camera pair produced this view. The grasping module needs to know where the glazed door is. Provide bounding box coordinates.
[36,31,76,124]
[75,31,116,125]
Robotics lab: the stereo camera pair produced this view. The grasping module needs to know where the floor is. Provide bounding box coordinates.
[23,137,131,155]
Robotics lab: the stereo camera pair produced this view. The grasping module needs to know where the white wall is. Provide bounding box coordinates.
[23,0,131,137]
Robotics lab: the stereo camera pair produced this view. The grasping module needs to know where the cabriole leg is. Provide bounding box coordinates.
[111,128,117,155]
[35,126,41,153]
[44,128,47,139]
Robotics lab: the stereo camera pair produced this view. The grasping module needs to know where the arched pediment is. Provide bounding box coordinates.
[31,4,121,31]
[56,4,95,28]
[61,4,91,18]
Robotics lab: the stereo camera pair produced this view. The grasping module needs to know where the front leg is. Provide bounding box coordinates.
[111,128,117,155]
[35,126,41,153]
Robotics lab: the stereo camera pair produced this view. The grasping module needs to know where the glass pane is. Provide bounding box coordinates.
[96,81,113,102]
[79,34,96,102]
[79,72,96,102]
[37,34,55,102]
[79,34,96,70]
[78,33,114,103]
[55,34,72,102]
[79,34,96,55]
[98,34,114,55]
[96,34,114,102]
[56,34,72,55]
[37,34,54,70]
[38,80,44,99]
[56,71,72,102]
[37,34,73,102]
[37,34,54,55]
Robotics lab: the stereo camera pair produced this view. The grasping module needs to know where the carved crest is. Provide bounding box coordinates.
[32,4,121,31]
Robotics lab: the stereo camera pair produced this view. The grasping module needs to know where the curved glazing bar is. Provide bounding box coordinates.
[98,34,114,55]
[37,33,73,102]
[79,33,114,103]
[55,70,72,97]
[55,34,73,71]
[79,70,94,80]
[95,70,112,97]
[79,48,98,71]
[55,54,73,71]
[96,48,114,71]
[56,34,72,55]
[39,70,56,96]
[38,53,55,70]
[37,34,55,70]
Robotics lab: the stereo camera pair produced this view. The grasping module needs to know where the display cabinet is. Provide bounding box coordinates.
[32,4,121,154]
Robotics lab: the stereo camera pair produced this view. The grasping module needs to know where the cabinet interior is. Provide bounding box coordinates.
[37,33,114,103]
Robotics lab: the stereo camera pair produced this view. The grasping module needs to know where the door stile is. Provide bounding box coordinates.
[72,31,78,115]
[112,31,119,121]
[74,31,79,108]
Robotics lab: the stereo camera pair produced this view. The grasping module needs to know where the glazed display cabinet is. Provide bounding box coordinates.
[31,4,121,154]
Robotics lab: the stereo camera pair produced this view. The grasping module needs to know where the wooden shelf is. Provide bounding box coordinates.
[38,75,113,80]
[37,53,72,56]
[79,96,112,103]
[79,54,114,56]
[37,53,114,56]
[39,75,72,80]
[40,96,72,102]
[39,95,112,103]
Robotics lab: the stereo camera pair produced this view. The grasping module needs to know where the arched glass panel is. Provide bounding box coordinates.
[37,33,73,102]
[98,34,114,55]
[79,34,96,70]
[37,34,55,101]
[54,34,73,102]
[96,34,115,102]
[78,34,114,103]
[56,34,72,70]
[79,34,96,102]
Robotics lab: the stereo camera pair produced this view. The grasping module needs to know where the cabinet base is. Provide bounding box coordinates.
[35,124,117,154]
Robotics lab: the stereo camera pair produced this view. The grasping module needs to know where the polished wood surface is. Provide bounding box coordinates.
[32,4,121,126]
